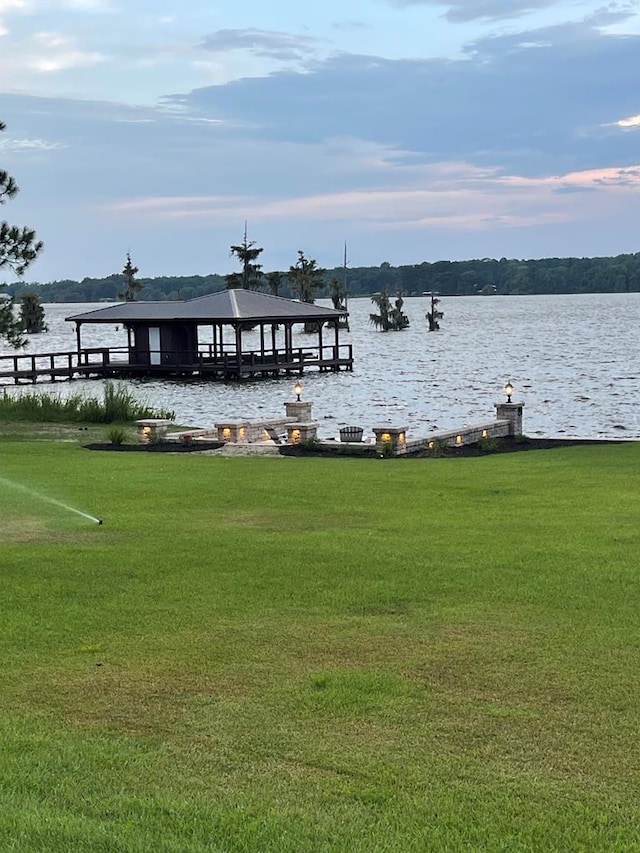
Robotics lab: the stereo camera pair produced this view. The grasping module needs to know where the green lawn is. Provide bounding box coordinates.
[1,439,639,852]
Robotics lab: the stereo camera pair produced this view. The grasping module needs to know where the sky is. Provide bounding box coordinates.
[1,0,639,283]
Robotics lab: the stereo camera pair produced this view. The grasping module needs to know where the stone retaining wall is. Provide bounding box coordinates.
[403,419,511,455]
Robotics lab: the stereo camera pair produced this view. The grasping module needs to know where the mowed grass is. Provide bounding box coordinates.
[1,440,639,852]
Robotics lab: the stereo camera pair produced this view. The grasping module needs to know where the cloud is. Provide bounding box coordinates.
[390,0,562,23]
[105,162,640,230]
[1,0,114,23]
[4,8,640,279]
[166,19,640,180]
[60,0,114,9]
[331,19,370,33]
[389,0,640,25]
[617,114,640,128]
[200,28,322,63]
[586,4,639,28]
[27,31,107,71]
[0,135,64,150]
[0,0,26,35]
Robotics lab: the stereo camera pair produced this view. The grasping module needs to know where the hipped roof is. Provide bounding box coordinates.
[66,289,347,324]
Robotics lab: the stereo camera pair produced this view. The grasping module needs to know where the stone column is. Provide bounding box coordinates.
[215,420,248,443]
[494,402,525,435]
[285,400,313,421]
[136,418,174,444]
[287,422,318,444]
[372,425,408,454]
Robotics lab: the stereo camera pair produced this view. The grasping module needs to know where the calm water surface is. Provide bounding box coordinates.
[2,294,639,440]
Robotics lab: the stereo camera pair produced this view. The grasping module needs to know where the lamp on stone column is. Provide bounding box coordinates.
[294,380,303,402]
[504,380,514,403]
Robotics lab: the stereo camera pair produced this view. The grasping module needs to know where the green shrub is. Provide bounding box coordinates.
[426,438,447,458]
[478,435,502,453]
[301,436,321,450]
[147,427,168,445]
[106,425,130,446]
[514,433,531,445]
[0,382,174,423]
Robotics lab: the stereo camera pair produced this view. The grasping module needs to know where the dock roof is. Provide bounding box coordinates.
[66,289,347,324]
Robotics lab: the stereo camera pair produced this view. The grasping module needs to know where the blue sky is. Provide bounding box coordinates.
[1,0,639,282]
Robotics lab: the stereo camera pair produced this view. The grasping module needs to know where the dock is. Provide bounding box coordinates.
[0,343,353,385]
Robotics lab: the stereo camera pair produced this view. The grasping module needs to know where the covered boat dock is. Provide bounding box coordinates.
[63,289,353,381]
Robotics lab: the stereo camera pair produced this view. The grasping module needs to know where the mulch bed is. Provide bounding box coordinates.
[84,441,224,452]
[84,437,625,457]
[280,437,624,459]
[415,437,623,458]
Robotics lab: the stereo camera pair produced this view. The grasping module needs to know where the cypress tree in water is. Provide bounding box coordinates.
[369,288,410,331]
[118,252,144,301]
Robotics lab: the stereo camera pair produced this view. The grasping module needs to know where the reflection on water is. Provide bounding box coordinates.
[2,293,639,439]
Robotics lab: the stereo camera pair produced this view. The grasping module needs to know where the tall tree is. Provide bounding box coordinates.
[328,241,350,330]
[369,289,390,330]
[19,291,48,333]
[328,277,350,331]
[330,243,349,311]
[266,270,283,297]
[329,277,347,310]
[118,252,143,301]
[0,297,25,348]
[1,120,43,347]
[226,223,264,290]
[288,250,325,304]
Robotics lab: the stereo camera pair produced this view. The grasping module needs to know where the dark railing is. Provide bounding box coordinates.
[0,343,353,382]
[0,347,128,382]
[79,346,129,366]
[0,350,77,381]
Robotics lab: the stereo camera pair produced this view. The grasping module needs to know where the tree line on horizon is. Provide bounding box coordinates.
[3,249,640,304]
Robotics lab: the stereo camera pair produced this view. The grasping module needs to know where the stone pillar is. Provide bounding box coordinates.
[284,400,313,421]
[287,422,318,444]
[494,402,524,435]
[215,420,248,443]
[136,418,174,444]
[372,425,408,453]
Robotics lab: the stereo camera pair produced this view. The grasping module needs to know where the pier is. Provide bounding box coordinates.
[0,342,353,385]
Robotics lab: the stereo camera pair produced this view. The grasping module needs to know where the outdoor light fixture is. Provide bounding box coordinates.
[504,380,514,403]
[294,380,303,402]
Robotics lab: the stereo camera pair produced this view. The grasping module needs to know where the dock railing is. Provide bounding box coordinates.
[0,350,78,383]
[1,342,353,383]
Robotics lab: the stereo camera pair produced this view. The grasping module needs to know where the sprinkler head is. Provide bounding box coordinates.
[97,519,104,525]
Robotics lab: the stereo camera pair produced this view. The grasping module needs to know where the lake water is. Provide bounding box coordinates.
[2,293,639,440]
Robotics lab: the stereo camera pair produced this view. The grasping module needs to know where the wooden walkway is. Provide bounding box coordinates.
[0,344,353,384]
